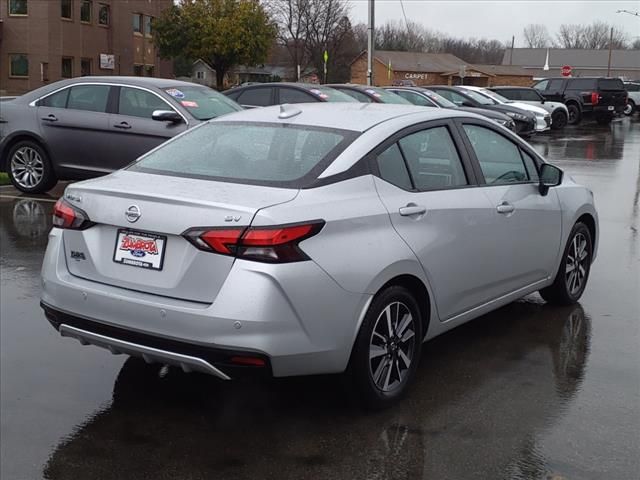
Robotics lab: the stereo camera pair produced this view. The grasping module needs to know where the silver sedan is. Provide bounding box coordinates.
[41,103,598,409]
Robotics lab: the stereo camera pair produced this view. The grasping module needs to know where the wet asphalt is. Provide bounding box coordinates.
[0,118,639,480]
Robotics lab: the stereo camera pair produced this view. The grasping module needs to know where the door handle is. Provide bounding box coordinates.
[399,204,427,216]
[113,122,132,130]
[41,114,58,122]
[496,202,515,214]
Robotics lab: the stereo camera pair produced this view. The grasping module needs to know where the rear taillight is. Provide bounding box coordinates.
[52,198,94,230]
[591,92,600,105]
[183,221,324,263]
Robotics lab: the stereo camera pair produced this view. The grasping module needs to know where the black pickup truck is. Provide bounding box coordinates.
[532,77,628,125]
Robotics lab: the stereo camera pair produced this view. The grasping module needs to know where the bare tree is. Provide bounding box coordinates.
[633,38,640,49]
[557,22,628,49]
[523,24,550,48]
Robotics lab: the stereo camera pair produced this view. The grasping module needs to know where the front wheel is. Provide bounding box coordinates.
[566,104,581,125]
[7,140,57,193]
[551,110,568,130]
[348,286,423,410]
[539,223,593,305]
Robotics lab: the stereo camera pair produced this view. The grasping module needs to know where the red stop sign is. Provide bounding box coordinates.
[561,65,572,77]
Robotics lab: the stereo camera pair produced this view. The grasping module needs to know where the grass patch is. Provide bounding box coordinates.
[0,172,10,186]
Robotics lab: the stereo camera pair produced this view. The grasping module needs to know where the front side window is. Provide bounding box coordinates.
[41,88,69,108]
[66,85,110,113]
[119,87,168,118]
[129,123,354,186]
[548,79,565,90]
[463,124,529,184]
[521,150,540,182]
[80,0,91,22]
[377,143,412,190]
[533,80,549,91]
[9,0,27,15]
[132,13,142,33]
[61,57,73,78]
[279,87,316,104]
[61,0,72,19]
[98,3,109,25]
[399,126,467,190]
[10,54,28,77]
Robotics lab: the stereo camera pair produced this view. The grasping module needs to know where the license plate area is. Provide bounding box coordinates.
[113,229,167,271]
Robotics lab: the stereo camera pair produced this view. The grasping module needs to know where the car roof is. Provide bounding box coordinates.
[228,82,329,91]
[489,86,531,90]
[211,102,472,133]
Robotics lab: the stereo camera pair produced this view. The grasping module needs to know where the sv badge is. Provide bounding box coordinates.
[224,215,242,223]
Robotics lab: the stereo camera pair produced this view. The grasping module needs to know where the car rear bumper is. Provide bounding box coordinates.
[592,104,625,116]
[41,228,371,378]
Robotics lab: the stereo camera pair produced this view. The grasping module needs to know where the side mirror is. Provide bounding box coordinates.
[539,163,563,196]
[152,110,183,123]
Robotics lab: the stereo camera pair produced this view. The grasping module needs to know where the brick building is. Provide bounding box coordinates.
[0,0,173,95]
[350,50,533,87]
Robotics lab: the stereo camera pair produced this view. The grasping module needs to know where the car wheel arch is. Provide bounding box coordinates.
[1,133,52,172]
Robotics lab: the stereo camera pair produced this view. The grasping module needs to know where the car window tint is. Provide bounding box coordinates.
[237,88,272,107]
[548,79,565,90]
[521,150,539,182]
[340,89,373,103]
[41,88,69,108]
[463,124,529,184]
[66,85,110,113]
[625,83,639,92]
[494,89,518,100]
[119,87,168,118]
[598,78,624,90]
[130,122,352,186]
[376,143,412,190]
[533,80,549,91]
[567,79,596,90]
[394,90,434,107]
[519,89,541,101]
[433,89,466,106]
[279,87,316,104]
[399,126,467,190]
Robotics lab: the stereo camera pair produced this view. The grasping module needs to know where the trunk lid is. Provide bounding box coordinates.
[61,171,298,303]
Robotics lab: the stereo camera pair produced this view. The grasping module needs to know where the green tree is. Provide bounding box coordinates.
[154,0,276,90]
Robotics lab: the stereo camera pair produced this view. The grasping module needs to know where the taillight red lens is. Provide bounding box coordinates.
[183,221,324,263]
[52,199,94,230]
[591,92,599,105]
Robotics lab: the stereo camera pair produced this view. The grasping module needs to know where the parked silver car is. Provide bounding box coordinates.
[41,103,598,408]
[489,86,570,129]
[0,77,243,193]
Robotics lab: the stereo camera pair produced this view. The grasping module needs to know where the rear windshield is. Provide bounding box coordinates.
[598,78,625,90]
[164,86,243,120]
[360,87,412,104]
[305,86,359,103]
[129,122,357,187]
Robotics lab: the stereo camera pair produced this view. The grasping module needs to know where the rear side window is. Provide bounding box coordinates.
[519,89,542,101]
[119,87,168,118]
[399,126,467,190]
[568,79,597,90]
[494,89,519,100]
[40,88,69,108]
[66,85,110,113]
[463,124,529,184]
[279,87,317,104]
[377,143,412,190]
[598,79,624,90]
[548,79,564,91]
[129,122,356,187]
[237,88,273,107]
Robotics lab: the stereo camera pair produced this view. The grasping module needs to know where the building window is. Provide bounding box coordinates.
[61,0,72,19]
[145,65,154,77]
[132,13,142,34]
[62,57,73,78]
[196,71,205,80]
[133,64,143,76]
[10,54,29,77]
[98,3,109,25]
[9,0,28,15]
[144,15,153,37]
[80,0,91,22]
[81,58,91,76]
[41,62,49,82]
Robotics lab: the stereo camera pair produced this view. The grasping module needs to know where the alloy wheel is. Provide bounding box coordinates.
[369,302,416,393]
[565,233,589,295]
[10,146,45,189]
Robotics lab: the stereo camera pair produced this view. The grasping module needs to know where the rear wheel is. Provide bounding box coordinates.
[623,100,636,116]
[566,104,581,125]
[551,110,568,129]
[348,285,423,409]
[7,140,57,193]
[539,223,592,305]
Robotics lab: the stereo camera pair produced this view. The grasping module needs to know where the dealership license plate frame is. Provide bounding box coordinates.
[113,229,167,271]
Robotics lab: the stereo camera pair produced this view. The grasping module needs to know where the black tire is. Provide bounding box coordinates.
[551,110,568,130]
[348,285,423,410]
[596,114,613,125]
[6,140,57,194]
[566,103,581,125]
[623,100,636,116]
[540,223,593,305]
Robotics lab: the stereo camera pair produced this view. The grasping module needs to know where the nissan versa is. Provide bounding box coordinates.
[41,103,598,409]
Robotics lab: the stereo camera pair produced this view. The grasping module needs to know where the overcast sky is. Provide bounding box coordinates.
[349,1,640,46]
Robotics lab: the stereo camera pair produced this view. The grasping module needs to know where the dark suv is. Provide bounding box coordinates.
[532,77,627,125]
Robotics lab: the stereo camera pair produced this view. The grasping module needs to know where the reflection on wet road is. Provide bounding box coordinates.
[1,119,639,479]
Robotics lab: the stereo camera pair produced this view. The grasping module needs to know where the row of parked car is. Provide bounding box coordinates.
[0,75,635,193]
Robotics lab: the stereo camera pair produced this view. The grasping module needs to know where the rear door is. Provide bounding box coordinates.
[457,120,562,290]
[108,85,188,169]
[37,84,114,175]
[372,120,516,320]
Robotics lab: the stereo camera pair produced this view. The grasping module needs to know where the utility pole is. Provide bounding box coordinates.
[607,26,613,77]
[367,0,375,86]
[509,35,515,65]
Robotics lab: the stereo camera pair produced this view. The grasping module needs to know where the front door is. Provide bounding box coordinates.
[372,121,517,321]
